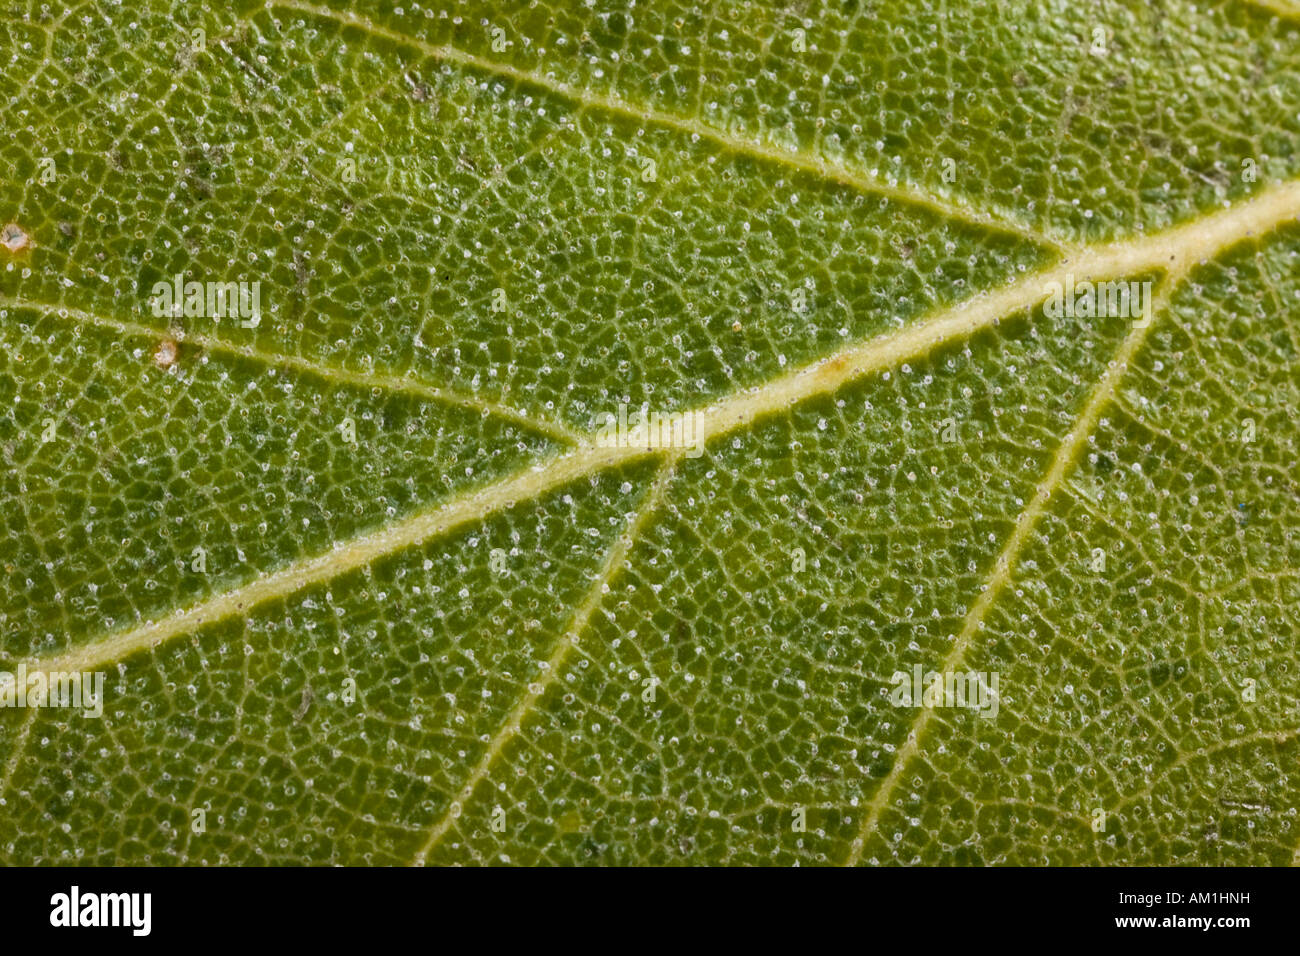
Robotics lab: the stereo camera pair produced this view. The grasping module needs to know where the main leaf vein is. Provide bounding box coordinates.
[16,178,1300,680]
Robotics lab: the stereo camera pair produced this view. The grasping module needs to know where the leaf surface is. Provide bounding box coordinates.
[1,0,1299,864]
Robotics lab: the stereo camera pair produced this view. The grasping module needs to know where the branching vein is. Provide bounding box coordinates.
[411,456,679,865]
[840,272,1188,865]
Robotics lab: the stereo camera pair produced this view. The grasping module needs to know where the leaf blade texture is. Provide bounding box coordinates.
[1,0,1298,865]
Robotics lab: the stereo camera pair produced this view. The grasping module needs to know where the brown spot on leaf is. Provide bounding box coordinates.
[2,223,30,253]
[153,338,179,368]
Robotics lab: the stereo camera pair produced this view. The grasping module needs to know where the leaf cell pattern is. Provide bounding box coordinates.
[1,0,1298,864]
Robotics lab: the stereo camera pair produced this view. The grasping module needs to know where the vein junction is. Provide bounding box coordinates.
[841,270,1187,864]
[411,457,680,865]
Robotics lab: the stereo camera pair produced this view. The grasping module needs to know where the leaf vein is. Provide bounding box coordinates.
[268,0,1068,252]
[23,179,1300,681]
[410,456,680,865]
[839,275,1188,865]
[0,296,583,445]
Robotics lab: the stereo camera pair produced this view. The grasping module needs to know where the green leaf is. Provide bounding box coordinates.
[1,0,1298,865]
